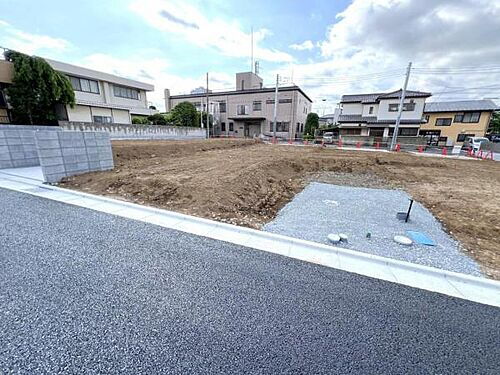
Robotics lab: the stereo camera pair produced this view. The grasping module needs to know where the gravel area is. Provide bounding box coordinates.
[1,188,499,373]
[264,182,482,276]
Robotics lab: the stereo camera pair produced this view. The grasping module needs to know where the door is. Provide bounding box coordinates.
[244,125,250,137]
[370,128,384,142]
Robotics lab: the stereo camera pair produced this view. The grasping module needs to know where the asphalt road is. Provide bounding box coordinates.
[0,188,499,374]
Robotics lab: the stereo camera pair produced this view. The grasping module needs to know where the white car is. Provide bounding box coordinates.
[466,137,490,153]
[322,132,335,144]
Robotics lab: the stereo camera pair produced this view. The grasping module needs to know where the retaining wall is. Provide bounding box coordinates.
[35,131,114,183]
[59,122,206,140]
[0,125,60,169]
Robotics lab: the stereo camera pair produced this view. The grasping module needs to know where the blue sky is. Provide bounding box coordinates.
[1,0,499,112]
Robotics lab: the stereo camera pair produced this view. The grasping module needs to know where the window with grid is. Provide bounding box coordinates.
[68,76,99,94]
[113,85,140,100]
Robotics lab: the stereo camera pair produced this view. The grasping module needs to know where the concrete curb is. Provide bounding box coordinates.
[1,169,499,308]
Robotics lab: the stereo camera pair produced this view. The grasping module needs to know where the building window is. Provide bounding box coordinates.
[279,98,292,104]
[237,105,249,115]
[194,102,201,110]
[266,99,275,104]
[300,123,304,132]
[253,101,262,111]
[114,85,140,100]
[389,101,415,112]
[93,115,113,124]
[221,122,226,132]
[69,76,99,94]
[269,121,290,132]
[229,122,234,131]
[219,101,226,113]
[435,118,452,126]
[399,128,418,136]
[369,106,374,114]
[296,122,300,133]
[457,133,475,142]
[388,128,418,136]
[455,112,481,123]
[342,128,362,135]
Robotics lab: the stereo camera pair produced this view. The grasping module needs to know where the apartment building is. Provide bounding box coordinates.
[0,57,155,125]
[421,100,498,146]
[165,72,313,138]
[337,90,431,140]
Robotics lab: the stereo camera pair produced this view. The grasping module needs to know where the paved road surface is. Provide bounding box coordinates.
[0,188,499,374]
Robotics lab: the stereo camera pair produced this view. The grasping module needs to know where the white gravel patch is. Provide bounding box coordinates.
[264,182,483,277]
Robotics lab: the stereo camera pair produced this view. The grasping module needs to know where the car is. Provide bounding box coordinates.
[487,134,500,143]
[465,137,490,153]
[322,132,335,144]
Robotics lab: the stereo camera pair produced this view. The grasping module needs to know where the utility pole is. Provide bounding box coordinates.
[206,72,209,139]
[251,27,254,73]
[390,62,412,150]
[273,74,279,142]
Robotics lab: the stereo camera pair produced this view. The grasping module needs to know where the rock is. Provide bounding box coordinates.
[339,233,348,242]
[327,234,341,244]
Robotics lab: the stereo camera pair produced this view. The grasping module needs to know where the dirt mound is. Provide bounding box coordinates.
[61,139,500,279]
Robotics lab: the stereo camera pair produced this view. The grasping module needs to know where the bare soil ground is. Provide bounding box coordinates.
[60,139,500,279]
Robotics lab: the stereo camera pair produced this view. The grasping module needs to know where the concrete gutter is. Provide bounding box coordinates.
[1,168,499,308]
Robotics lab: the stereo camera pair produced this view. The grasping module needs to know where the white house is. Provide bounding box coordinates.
[45,59,156,124]
[337,90,432,140]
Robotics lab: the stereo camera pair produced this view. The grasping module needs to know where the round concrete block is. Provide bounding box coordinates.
[394,235,412,246]
[327,234,341,244]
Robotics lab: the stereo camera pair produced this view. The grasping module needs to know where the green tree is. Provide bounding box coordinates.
[304,112,320,136]
[170,101,198,127]
[132,116,149,125]
[489,112,500,133]
[195,111,212,128]
[147,113,168,125]
[4,50,75,125]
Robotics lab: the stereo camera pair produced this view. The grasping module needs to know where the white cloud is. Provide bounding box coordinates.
[129,0,293,63]
[289,40,315,51]
[0,21,71,56]
[79,53,234,111]
[272,0,500,112]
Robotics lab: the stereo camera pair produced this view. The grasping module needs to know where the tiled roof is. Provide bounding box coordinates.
[338,114,377,122]
[424,100,499,113]
[341,90,431,103]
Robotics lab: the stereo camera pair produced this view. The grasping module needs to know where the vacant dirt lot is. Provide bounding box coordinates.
[60,139,500,279]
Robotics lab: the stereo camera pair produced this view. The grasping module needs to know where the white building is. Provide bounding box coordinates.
[337,90,431,140]
[45,59,156,124]
[0,57,156,125]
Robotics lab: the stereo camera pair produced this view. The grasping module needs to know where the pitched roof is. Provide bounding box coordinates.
[424,100,499,113]
[341,90,431,103]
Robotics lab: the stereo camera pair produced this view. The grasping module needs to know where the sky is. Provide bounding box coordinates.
[1,0,500,113]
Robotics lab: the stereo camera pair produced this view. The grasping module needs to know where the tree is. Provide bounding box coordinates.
[489,111,500,133]
[4,50,75,125]
[170,101,198,127]
[132,116,149,125]
[304,112,320,136]
[195,111,212,128]
[147,113,168,125]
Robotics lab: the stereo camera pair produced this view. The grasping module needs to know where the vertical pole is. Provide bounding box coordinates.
[390,62,412,151]
[251,26,254,73]
[273,74,279,142]
[206,72,209,139]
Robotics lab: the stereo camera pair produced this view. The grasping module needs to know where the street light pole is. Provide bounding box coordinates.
[390,62,412,150]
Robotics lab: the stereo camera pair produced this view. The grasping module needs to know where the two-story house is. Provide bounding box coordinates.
[337,90,432,141]
[165,71,313,139]
[421,100,498,146]
[0,56,156,125]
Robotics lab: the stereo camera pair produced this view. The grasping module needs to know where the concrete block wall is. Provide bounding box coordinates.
[36,131,114,183]
[59,121,206,140]
[0,125,60,169]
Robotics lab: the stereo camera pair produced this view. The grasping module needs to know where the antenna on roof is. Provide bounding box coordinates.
[255,61,260,75]
[251,26,254,73]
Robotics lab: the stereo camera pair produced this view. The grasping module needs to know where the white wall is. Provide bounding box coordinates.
[341,103,362,115]
[362,103,379,117]
[67,105,92,122]
[377,98,426,121]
